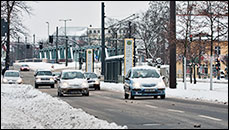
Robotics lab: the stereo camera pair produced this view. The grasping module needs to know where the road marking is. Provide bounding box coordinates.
[143,123,161,126]
[167,109,185,113]
[198,115,222,121]
[145,105,158,109]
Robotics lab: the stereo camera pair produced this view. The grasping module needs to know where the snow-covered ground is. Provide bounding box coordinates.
[1,84,127,129]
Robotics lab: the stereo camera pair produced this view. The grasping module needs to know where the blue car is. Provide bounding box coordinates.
[124,66,166,99]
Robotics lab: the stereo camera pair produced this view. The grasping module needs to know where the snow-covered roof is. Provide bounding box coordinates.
[53,27,88,37]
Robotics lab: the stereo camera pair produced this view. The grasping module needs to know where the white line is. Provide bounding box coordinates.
[143,123,161,126]
[167,109,185,113]
[198,115,222,121]
[145,105,158,109]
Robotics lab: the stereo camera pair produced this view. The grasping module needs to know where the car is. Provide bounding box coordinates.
[34,69,55,88]
[52,72,61,83]
[2,70,23,84]
[84,72,100,90]
[57,70,89,97]
[124,66,166,99]
[20,64,30,71]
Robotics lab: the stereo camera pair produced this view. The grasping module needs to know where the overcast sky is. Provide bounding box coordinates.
[22,1,150,43]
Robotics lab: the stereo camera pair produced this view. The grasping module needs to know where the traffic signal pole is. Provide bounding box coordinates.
[169,1,176,89]
[101,2,105,75]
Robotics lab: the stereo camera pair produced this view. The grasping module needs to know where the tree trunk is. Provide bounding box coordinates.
[194,64,197,84]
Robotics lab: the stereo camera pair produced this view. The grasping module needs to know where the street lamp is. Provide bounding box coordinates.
[59,19,72,66]
[46,22,49,41]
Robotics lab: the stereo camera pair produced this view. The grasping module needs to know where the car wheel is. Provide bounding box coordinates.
[161,95,165,99]
[35,83,38,88]
[130,92,134,100]
[97,86,100,90]
[51,84,55,88]
[58,91,63,97]
[124,93,129,99]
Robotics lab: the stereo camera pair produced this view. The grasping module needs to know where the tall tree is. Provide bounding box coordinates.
[1,1,33,68]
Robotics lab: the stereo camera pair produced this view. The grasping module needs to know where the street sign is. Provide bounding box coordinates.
[86,49,93,72]
[124,38,134,76]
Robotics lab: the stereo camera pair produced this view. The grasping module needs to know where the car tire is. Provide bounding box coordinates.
[84,91,89,96]
[58,91,63,97]
[124,93,129,99]
[161,95,165,99]
[97,86,100,90]
[35,83,38,88]
[51,84,55,88]
[130,92,134,100]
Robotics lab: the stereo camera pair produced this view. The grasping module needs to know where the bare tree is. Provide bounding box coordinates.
[135,1,169,63]
[1,1,33,68]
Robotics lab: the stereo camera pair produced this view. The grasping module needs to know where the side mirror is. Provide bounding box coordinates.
[87,78,90,80]
[162,76,165,80]
[98,76,101,79]
[53,74,55,76]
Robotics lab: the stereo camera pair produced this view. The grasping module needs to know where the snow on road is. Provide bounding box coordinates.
[1,84,127,129]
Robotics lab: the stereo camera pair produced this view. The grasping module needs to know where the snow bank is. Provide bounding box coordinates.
[1,84,127,129]
[100,81,228,104]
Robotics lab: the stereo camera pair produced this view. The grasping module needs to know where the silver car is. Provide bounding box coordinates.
[57,70,89,97]
[34,69,55,88]
[84,72,101,90]
[2,70,23,84]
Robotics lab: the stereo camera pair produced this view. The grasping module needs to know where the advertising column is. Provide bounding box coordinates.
[124,38,134,76]
[86,49,93,72]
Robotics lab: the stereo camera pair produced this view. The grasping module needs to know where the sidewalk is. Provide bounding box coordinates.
[177,78,228,84]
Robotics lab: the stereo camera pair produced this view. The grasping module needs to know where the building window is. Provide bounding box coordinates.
[98,30,100,33]
[89,30,92,34]
[94,30,97,33]
[108,30,111,33]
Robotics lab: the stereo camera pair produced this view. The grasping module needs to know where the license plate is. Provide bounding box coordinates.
[145,89,155,92]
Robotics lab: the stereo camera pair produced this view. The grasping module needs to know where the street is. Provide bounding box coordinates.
[18,68,228,129]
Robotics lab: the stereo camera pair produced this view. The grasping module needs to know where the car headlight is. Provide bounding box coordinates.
[3,78,8,83]
[17,78,22,83]
[157,82,165,89]
[82,81,89,88]
[61,82,69,88]
[50,78,54,81]
[95,80,100,85]
[133,82,141,88]
[36,78,41,81]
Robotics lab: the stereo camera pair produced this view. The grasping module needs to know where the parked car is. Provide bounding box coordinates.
[57,70,89,97]
[2,70,23,84]
[34,69,55,88]
[20,64,30,71]
[124,66,166,99]
[52,72,61,83]
[84,72,100,90]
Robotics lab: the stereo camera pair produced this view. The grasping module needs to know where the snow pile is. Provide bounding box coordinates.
[100,81,228,104]
[1,84,127,129]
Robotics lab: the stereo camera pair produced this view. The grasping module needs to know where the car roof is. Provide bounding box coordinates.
[61,69,84,73]
[132,66,158,70]
[5,70,20,73]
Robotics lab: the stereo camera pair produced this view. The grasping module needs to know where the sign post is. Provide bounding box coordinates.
[124,38,134,76]
[86,49,93,72]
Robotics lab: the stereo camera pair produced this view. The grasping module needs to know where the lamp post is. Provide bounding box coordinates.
[59,19,72,66]
[46,22,49,41]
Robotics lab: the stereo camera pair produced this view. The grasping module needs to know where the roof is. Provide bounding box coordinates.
[5,70,20,73]
[61,69,84,73]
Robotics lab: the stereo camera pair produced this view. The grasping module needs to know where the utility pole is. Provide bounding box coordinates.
[169,1,176,89]
[55,27,58,63]
[101,2,105,75]
[59,19,72,67]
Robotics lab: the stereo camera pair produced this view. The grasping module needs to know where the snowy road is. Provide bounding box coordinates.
[19,69,228,129]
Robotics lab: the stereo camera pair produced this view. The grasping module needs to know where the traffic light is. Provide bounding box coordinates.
[215,58,220,71]
[190,34,193,42]
[49,35,53,43]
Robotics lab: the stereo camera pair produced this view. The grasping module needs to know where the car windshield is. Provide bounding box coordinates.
[84,73,97,78]
[132,69,160,78]
[36,71,52,76]
[22,65,29,67]
[4,72,19,77]
[61,71,84,79]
